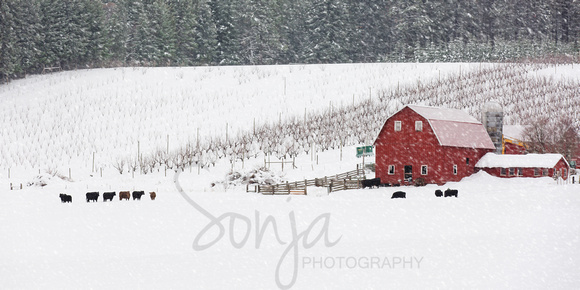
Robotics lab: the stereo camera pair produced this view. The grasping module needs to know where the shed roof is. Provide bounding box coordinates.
[407,105,495,149]
[503,125,526,141]
[475,152,569,168]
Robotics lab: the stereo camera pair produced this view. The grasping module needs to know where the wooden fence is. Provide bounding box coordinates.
[328,179,362,193]
[252,165,367,195]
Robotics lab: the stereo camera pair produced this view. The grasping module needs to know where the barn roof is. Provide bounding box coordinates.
[407,105,495,149]
[475,152,569,168]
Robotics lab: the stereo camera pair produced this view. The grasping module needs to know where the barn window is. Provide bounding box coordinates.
[421,165,428,175]
[534,168,540,176]
[509,168,515,176]
[543,168,549,176]
[562,169,567,176]
[415,121,423,131]
[517,168,523,176]
[453,165,457,175]
[500,168,507,176]
[394,121,402,132]
[466,158,470,165]
[388,165,395,175]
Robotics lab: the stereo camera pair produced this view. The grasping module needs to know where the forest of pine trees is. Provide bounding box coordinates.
[1,0,579,83]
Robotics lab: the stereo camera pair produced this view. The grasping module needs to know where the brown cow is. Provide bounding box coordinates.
[119,191,130,200]
[150,192,156,200]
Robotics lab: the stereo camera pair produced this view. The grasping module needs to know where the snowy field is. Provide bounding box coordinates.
[1,147,580,289]
[1,63,580,289]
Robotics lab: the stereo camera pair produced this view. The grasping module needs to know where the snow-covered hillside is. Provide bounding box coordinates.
[2,62,578,173]
[1,63,579,289]
[0,63,474,169]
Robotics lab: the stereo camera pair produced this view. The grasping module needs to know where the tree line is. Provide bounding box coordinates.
[1,0,579,82]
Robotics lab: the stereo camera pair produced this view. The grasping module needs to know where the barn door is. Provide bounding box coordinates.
[404,165,413,183]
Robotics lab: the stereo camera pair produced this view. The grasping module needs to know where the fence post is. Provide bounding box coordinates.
[10,183,12,190]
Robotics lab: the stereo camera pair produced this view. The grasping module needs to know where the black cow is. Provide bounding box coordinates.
[435,189,443,197]
[444,189,458,197]
[103,192,116,202]
[86,192,99,202]
[391,191,406,199]
[59,193,72,203]
[361,178,381,189]
[132,191,145,200]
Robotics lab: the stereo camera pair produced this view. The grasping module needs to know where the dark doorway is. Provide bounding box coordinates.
[404,165,413,182]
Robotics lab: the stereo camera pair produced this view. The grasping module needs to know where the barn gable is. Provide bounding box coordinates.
[375,105,495,150]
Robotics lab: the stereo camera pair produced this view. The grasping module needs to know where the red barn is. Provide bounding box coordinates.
[475,153,570,180]
[374,105,495,185]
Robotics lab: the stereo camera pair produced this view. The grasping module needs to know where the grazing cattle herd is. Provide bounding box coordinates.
[59,178,460,203]
[357,177,459,200]
[59,191,157,203]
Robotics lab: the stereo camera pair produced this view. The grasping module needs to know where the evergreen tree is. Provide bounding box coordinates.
[38,0,68,68]
[210,0,241,64]
[344,0,393,62]
[103,2,128,65]
[281,0,310,63]
[193,0,218,65]
[0,0,18,82]
[82,0,107,67]
[304,0,349,63]
[239,0,283,64]
[170,0,198,66]
[389,0,431,60]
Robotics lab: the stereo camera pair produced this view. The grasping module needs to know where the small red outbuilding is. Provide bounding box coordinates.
[374,105,495,185]
[475,153,570,180]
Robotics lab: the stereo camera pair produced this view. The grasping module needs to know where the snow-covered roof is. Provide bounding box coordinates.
[407,105,495,149]
[475,153,568,168]
[408,105,480,123]
[503,125,526,141]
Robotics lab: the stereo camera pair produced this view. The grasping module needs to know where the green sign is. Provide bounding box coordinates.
[356,146,373,158]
